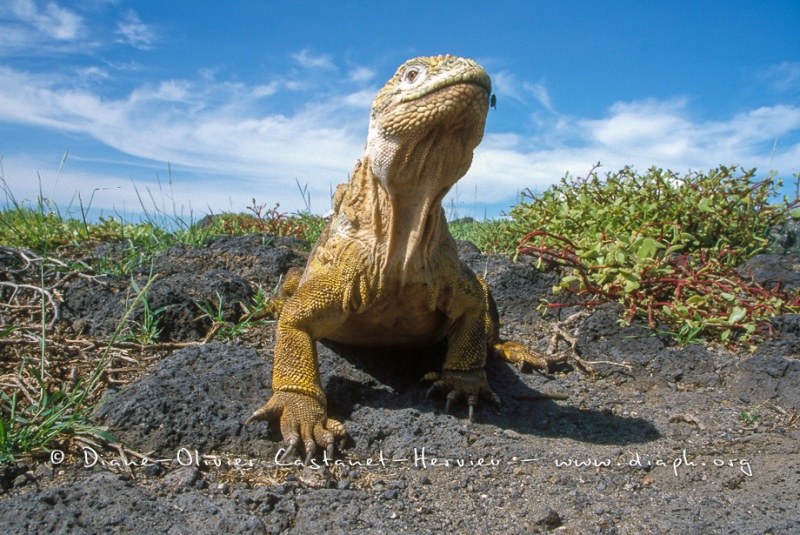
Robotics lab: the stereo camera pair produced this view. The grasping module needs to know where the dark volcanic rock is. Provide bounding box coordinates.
[150,235,308,287]
[461,253,559,327]
[766,215,800,254]
[93,343,273,457]
[738,253,800,291]
[0,471,265,534]
[61,235,307,342]
[730,354,800,410]
[61,269,253,341]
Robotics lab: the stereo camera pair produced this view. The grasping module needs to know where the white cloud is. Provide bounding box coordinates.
[0,24,34,52]
[456,97,800,215]
[522,81,554,112]
[76,66,109,80]
[11,0,82,40]
[0,64,366,215]
[151,80,192,102]
[581,98,693,157]
[116,10,156,50]
[761,61,800,93]
[348,66,376,83]
[292,49,336,70]
[251,82,280,98]
[490,70,525,104]
[343,89,378,108]
[0,61,798,220]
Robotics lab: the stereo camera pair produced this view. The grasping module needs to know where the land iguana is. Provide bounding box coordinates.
[247,55,550,461]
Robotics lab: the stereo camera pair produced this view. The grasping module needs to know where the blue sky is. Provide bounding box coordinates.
[1,1,799,222]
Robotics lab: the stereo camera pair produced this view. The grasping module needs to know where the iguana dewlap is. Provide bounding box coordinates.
[247,55,546,460]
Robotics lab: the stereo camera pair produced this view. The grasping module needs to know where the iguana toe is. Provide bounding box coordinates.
[494,341,567,372]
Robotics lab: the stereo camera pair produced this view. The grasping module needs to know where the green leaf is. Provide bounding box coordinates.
[90,429,120,444]
[636,237,659,261]
[624,280,640,292]
[728,307,747,325]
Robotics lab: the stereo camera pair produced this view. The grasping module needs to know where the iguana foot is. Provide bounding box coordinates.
[423,369,500,422]
[246,392,347,463]
[493,340,567,372]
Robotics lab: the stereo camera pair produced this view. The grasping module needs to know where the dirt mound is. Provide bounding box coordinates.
[60,235,307,341]
[1,236,799,533]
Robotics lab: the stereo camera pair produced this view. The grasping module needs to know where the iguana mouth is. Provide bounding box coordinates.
[401,76,492,103]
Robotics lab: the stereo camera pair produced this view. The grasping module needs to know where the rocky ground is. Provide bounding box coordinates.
[1,233,799,534]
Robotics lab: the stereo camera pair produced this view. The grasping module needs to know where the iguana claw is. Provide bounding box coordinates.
[423,369,500,421]
[277,445,295,463]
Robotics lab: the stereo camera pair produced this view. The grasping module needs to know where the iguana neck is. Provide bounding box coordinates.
[338,153,453,280]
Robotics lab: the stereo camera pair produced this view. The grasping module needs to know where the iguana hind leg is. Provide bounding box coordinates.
[477,274,563,372]
[425,266,500,421]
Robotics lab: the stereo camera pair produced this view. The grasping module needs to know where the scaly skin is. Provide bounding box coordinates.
[247,55,547,458]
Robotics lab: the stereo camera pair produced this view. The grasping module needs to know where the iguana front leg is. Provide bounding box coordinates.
[246,274,349,461]
[425,268,500,420]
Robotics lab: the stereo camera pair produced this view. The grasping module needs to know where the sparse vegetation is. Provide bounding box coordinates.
[739,410,761,426]
[1,163,799,462]
[509,164,800,346]
[0,272,158,463]
[196,200,327,248]
[195,286,280,342]
[0,184,325,461]
[124,271,165,345]
[0,197,327,273]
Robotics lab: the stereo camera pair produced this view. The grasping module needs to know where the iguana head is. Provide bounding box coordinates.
[365,55,491,194]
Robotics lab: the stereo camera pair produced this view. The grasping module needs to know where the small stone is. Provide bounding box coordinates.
[143,463,166,477]
[534,508,562,528]
[33,464,53,479]
[38,493,57,506]
[163,466,200,489]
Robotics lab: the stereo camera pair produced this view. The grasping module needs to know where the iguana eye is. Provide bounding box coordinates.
[401,65,426,86]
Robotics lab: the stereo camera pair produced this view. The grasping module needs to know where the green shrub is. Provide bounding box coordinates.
[509,164,800,345]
